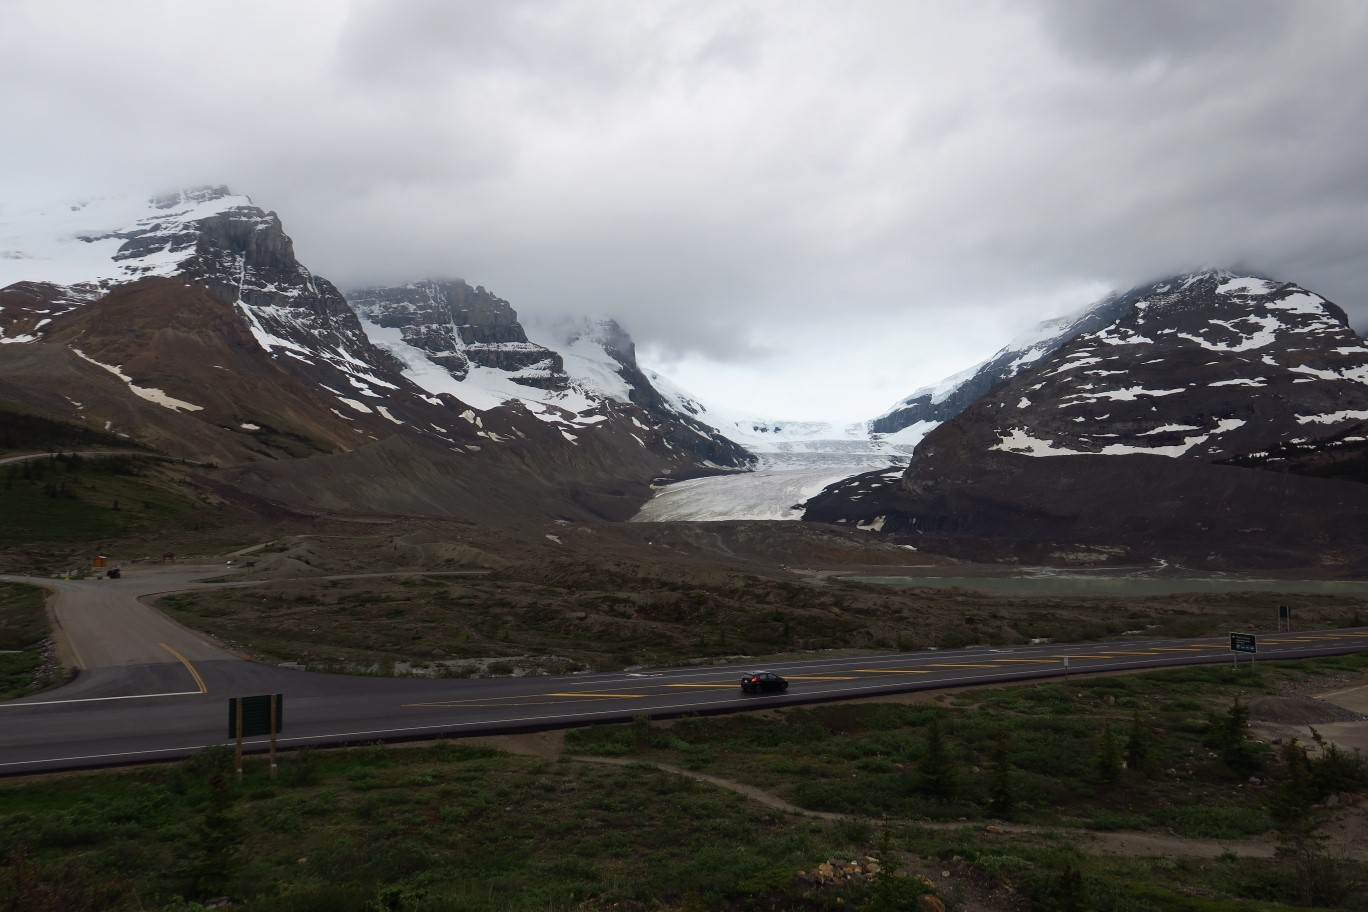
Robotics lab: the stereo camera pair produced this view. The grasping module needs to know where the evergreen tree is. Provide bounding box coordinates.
[1206,697,1260,775]
[916,718,959,799]
[987,729,1015,817]
[1097,721,1123,783]
[1125,711,1151,776]
[179,761,243,898]
[1267,739,1327,905]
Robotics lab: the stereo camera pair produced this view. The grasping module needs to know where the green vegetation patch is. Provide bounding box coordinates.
[0,580,55,699]
[0,453,198,546]
[0,742,882,911]
[568,656,1367,833]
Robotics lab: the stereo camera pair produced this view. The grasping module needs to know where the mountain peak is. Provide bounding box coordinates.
[151,185,240,209]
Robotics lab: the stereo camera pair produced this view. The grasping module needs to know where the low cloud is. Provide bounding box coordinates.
[4,1,1368,419]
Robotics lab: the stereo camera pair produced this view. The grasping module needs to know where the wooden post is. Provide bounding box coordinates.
[234,698,244,781]
[269,693,278,780]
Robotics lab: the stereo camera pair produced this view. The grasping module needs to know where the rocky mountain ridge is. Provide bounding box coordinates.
[0,187,752,523]
[806,270,1368,569]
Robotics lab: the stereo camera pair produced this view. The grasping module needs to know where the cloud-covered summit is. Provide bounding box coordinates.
[3,0,1367,420]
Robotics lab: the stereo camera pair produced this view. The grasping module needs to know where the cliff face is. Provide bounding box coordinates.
[349,280,568,387]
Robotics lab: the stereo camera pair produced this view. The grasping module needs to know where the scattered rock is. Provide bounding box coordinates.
[919,895,947,912]
[795,857,895,891]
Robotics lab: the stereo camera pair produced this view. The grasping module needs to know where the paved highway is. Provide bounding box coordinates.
[1,566,1366,775]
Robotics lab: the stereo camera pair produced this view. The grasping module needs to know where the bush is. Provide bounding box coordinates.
[1155,805,1269,839]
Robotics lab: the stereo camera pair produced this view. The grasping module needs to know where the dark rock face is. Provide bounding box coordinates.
[349,280,568,388]
[810,271,1368,570]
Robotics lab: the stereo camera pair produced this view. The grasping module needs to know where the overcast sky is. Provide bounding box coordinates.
[5,1,1368,422]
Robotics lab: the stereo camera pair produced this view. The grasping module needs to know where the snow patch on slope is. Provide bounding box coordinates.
[72,349,204,412]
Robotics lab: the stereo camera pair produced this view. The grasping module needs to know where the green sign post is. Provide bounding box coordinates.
[1229,633,1257,668]
[229,694,283,779]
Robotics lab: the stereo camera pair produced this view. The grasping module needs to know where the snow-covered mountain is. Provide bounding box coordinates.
[349,281,751,470]
[870,290,1133,435]
[807,269,1368,569]
[0,187,753,522]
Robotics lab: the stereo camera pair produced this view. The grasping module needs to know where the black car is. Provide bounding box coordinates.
[740,671,789,694]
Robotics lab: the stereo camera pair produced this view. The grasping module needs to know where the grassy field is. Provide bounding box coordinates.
[0,581,56,699]
[153,561,1368,674]
[1,657,1365,911]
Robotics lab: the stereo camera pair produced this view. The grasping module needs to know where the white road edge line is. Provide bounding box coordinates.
[0,690,203,708]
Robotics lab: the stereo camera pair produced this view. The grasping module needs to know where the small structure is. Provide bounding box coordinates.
[92,555,108,570]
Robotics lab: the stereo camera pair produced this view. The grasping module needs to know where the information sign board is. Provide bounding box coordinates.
[228,694,283,738]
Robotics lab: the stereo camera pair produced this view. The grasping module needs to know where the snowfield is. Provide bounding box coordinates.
[631,451,907,522]
[630,412,930,522]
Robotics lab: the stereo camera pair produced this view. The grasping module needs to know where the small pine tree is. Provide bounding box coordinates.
[178,751,243,898]
[987,730,1015,817]
[916,718,959,799]
[1125,711,1151,775]
[1206,697,1260,775]
[1097,721,1123,783]
[1267,739,1327,905]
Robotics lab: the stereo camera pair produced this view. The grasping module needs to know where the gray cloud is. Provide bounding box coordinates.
[4,1,1368,419]
[1035,0,1295,67]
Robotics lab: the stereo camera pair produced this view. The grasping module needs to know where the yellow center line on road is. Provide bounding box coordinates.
[405,688,652,708]
[159,643,207,694]
[666,683,737,688]
[1095,651,1163,656]
[1151,647,1217,652]
[545,693,646,699]
[854,669,932,674]
[785,675,858,681]
[927,663,1001,669]
[404,699,621,709]
[993,659,1062,664]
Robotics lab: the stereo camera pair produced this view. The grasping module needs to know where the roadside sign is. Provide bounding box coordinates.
[229,694,283,780]
[1278,605,1292,631]
[1230,633,1257,653]
[229,694,283,738]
